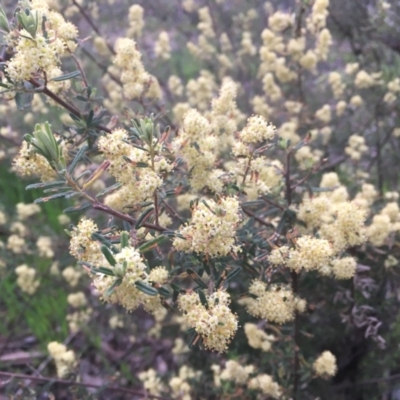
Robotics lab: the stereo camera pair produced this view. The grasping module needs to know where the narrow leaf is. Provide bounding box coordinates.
[95,182,122,199]
[34,191,74,203]
[138,235,167,253]
[91,266,115,276]
[68,145,88,175]
[135,206,154,229]
[120,231,130,248]
[104,278,122,297]
[50,70,81,82]
[187,268,208,289]
[101,245,116,266]
[135,281,158,296]
[26,180,66,190]
[63,202,91,213]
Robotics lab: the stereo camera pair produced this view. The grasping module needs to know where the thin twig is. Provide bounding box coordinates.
[0,371,168,399]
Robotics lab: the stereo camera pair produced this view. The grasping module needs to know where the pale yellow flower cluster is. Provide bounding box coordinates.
[239,115,276,144]
[331,257,357,280]
[345,134,368,161]
[62,266,82,287]
[329,72,345,98]
[178,290,238,352]
[5,1,78,84]
[354,70,382,89]
[384,78,400,104]
[173,197,241,257]
[210,78,240,147]
[138,368,165,396]
[248,374,282,398]
[172,108,221,191]
[67,292,92,333]
[7,234,26,254]
[127,5,145,38]
[15,264,40,295]
[220,360,255,385]
[169,366,200,400]
[47,342,77,378]
[37,236,54,258]
[16,203,41,220]
[154,31,171,60]
[187,7,215,59]
[92,246,168,314]
[268,236,333,273]
[114,38,161,100]
[313,350,337,378]
[168,75,184,97]
[245,280,305,324]
[13,141,57,182]
[98,128,169,210]
[244,323,276,351]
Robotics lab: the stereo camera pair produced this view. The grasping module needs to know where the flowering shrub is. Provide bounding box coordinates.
[0,0,400,399]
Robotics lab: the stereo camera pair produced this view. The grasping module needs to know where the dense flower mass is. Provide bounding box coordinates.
[313,351,337,377]
[178,290,238,352]
[245,280,305,324]
[173,197,242,256]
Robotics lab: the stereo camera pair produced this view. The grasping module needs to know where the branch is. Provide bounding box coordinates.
[0,371,168,399]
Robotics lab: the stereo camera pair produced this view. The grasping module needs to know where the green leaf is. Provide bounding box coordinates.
[225,266,242,283]
[120,231,130,248]
[95,182,122,199]
[50,70,81,82]
[101,245,116,266]
[197,289,208,309]
[104,278,122,297]
[138,235,167,253]
[34,191,74,203]
[157,286,171,297]
[26,180,66,190]
[68,145,88,175]
[135,281,158,296]
[91,232,113,248]
[63,202,91,213]
[187,268,208,289]
[135,206,154,229]
[91,267,115,276]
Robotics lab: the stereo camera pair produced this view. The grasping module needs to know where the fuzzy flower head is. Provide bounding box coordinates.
[313,350,337,378]
[245,280,305,324]
[178,290,238,352]
[240,115,276,144]
[173,197,242,257]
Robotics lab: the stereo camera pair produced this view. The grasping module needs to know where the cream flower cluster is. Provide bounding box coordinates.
[154,31,171,60]
[127,5,145,38]
[345,134,368,161]
[15,264,40,295]
[313,350,337,378]
[178,290,238,352]
[219,360,255,385]
[248,374,282,398]
[172,108,220,192]
[69,218,104,265]
[138,369,165,396]
[114,38,161,100]
[169,366,200,400]
[6,1,78,84]
[268,236,333,273]
[239,115,276,144]
[47,342,77,378]
[173,197,241,257]
[13,141,57,182]
[16,203,40,220]
[98,128,169,210]
[90,245,168,314]
[244,323,276,352]
[245,280,305,324]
